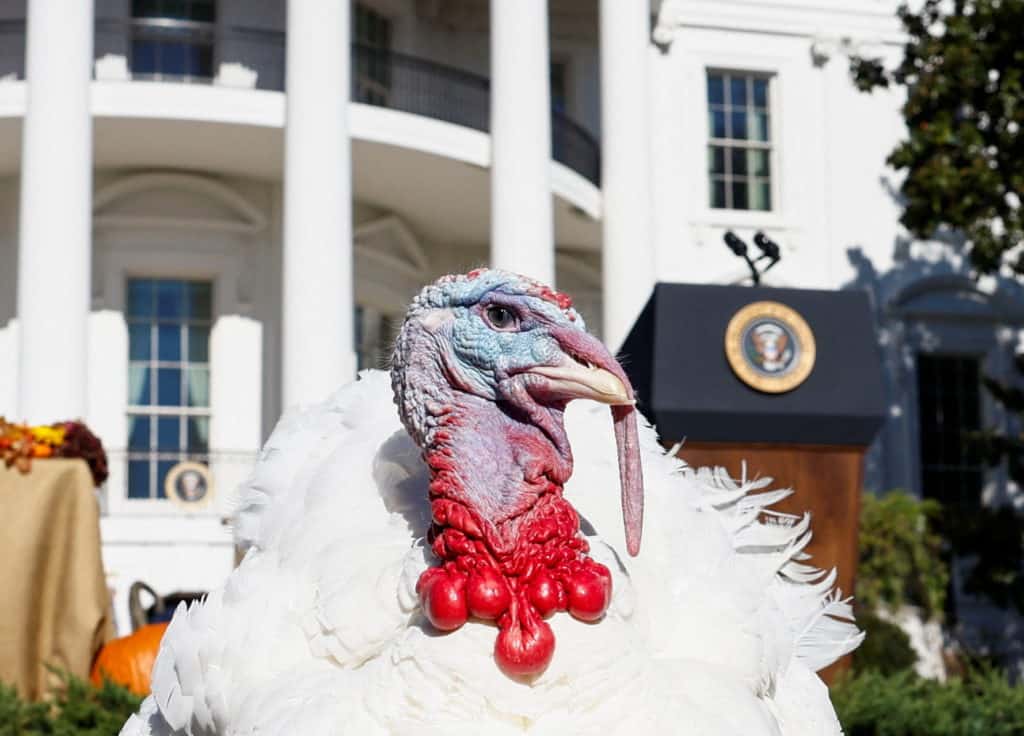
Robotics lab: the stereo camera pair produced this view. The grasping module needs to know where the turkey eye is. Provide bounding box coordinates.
[485,305,518,330]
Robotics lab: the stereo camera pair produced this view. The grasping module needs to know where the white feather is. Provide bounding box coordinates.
[121,370,861,736]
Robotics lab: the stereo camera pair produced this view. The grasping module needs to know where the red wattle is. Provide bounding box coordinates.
[421,438,614,676]
[467,566,512,620]
[566,565,611,622]
[494,613,555,677]
[527,570,560,618]
[421,570,468,631]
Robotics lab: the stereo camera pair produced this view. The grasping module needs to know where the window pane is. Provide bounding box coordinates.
[132,40,157,75]
[711,177,727,209]
[128,415,151,451]
[162,41,187,76]
[157,367,182,405]
[752,111,770,142]
[751,179,772,211]
[129,324,151,361]
[731,179,749,210]
[730,148,747,176]
[195,44,214,78]
[158,324,182,361]
[126,279,153,318]
[157,416,180,451]
[707,74,724,105]
[188,325,210,362]
[187,282,212,320]
[753,78,768,108]
[709,109,726,139]
[132,0,161,18]
[917,355,983,512]
[156,280,185,320]
[191,1,215,23]
[187,367,210,407]
[188,416,210,453]
[128,460,152,499]
[729,76,747,106]
[709,146,725,174]
[550,61,568,113]
[156,460,176,499]
[730,110,748,140]
[749,149,771,177]
[128,365,152,405]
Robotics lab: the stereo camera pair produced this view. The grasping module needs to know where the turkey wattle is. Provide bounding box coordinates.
[121,269,863,736]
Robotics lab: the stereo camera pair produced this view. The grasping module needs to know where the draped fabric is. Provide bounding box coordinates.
[0,460,114,699]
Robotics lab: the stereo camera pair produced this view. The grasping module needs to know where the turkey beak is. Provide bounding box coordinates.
[534,328,645,557]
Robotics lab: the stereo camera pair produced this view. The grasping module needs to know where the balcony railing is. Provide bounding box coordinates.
[351,44,601,185]
[2,18,601,185]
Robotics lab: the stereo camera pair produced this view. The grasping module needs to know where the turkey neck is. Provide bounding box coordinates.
[422,388,574,550]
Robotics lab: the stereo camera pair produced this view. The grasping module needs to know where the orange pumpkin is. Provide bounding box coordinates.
[90,622,169,695]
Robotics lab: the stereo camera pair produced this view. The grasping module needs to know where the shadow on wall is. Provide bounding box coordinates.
[841,237,1024,500]
[845,239,1024,673]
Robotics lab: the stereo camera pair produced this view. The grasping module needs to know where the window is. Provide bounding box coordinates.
[353,3,392,105]
[707,71,773,211]
[126,279,212,500]
[130,0,216,81]
[917,354,984,511]
[550,61,568,114]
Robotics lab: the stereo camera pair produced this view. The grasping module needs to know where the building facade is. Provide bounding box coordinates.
[0,0,1020,636]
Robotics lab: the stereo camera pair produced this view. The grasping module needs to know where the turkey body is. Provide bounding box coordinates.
[122,370,860,736]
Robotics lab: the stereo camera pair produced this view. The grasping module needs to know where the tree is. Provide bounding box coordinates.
[851,0,1024,275]
[852,1,1024,619]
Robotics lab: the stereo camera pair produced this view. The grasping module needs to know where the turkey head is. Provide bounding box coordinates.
[391,269,644,678]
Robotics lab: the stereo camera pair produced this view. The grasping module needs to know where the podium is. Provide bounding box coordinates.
[620,283,886,676]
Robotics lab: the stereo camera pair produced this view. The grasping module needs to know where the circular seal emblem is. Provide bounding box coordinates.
[165,461,214,508]
[724,301,816,393]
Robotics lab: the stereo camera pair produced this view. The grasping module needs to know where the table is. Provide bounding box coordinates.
[0,459,114,699]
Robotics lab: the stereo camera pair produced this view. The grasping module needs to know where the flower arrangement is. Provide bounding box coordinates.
[0,418,109,487]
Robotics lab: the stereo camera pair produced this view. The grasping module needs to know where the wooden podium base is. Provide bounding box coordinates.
[675,441,866,683]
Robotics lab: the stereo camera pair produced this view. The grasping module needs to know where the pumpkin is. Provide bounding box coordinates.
[90,622,169,695]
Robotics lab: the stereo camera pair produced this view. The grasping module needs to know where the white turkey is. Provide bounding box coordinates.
[121,269,862,735]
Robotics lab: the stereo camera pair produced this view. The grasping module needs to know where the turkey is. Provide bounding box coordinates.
[122,269,862,735]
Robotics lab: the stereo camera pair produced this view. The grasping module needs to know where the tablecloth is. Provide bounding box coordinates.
[0,459,114,699]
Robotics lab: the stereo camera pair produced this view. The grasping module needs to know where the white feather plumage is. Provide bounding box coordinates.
[121,370,861,736]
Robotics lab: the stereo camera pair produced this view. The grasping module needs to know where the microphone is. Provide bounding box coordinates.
[723,231,784,286]
[724,230,748,257]
[753,232,780,260]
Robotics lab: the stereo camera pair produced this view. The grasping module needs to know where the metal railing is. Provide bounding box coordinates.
[1,18,601,184]
[351,43,601,185]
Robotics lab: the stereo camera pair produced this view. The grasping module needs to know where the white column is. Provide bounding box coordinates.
[16,0,94,422]
[489,0,554,285]
[599,0,656,350]
[282,0,356,408]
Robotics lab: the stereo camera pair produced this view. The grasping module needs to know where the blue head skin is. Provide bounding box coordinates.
[391,269,645,553]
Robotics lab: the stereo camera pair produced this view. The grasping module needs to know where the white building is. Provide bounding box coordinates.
[0,0,1019,635]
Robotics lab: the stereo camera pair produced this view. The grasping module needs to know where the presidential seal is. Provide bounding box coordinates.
[165,461,214,508]
[724,301,816,393]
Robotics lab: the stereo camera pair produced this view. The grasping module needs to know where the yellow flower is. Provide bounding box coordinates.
[31,425,66,446]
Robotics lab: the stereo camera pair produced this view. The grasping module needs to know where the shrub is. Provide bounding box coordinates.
[0,671,141,736]
[857,491,948,619]
[833,667,1024,736]
[850,609,917,675]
